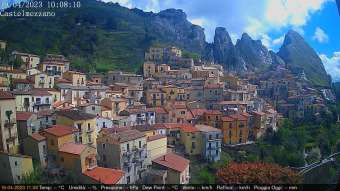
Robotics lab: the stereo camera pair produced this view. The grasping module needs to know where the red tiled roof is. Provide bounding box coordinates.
[181,124,198,133]
[190,108,208,117]
[30,133,46,142]
[229,114,248,121]
[59,143,86,155]
[12,78,32,84]
[252,111,266,116]
[83,167,124,184]
[16,112,35,121]
[147,134,166,142]
[204,110,222,115]
[221,116,235,122]
[0,91,14,100]
[153,152,189,172]
[161,123,198,133]
[44,125,78,137]
[30,89,51,96]
[147,107,167,114]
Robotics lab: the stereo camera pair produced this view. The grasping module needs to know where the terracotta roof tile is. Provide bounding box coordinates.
[83,167,124,184]
[0,91,14,100]
[30,133,46,142]
[59,143,86,155]
[147,135,167,142]
[44,125,78,137]
[56,110,96,120]
[204,110,222,115]
[146,107,167,114]
[190,108,208,117]
[16,112,35,121]
[153,152,189,172]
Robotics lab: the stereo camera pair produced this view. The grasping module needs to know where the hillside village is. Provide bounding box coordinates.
[0,39,336,184]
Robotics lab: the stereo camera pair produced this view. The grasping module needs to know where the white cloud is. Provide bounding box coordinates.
[320,52,340,82]
[272,35,285,46]
[102,0,132,8]
[313,27,329,43]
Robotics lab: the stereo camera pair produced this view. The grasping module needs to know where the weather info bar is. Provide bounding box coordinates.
[0,184,321,191]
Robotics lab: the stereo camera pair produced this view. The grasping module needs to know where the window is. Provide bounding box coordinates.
[216,134,219,139]
[88,123,90,129]
[102,154,106,161]
[50,140,54,146]
[192,142,196,149]
[88,135,92,143]
[216,150,218,155]
[92,106,95,111]
[139,141,141,148]
[17,176,20,180]
[180,111,185,115]
[14,161,18,166]
[102,122,106,128]
[127,176,130,184]
[77,124,82,131]
[127,143,130,151]
[209,135,212,140]
[208,143,211,149]
[60,157,64,162]
[102,144,106,149]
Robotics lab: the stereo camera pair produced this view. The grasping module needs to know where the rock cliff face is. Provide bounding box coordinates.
[235,33,273,71]
[149,9,206,54]
[278,30,331,87]
[210,27,246,72]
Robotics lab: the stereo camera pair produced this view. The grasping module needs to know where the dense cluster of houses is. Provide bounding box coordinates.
[1,41,332,184]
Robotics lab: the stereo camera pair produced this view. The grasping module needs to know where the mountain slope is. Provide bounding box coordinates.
[0,0,206,73]
[278,30,331,87]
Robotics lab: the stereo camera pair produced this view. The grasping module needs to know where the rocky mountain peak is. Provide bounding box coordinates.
[158,8,187,20]
[278,30,331,87]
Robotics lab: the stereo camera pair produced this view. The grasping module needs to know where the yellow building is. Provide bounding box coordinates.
[0,92,20,154]
[221,114,249,145]
[203,110,223,129]
[152,152,190,184]
[30,72,55,89]
[0,40,6,50]
[101,97,128,117]
[252,111,267,139]
[58,142,97,174]
[145,89,166,107]
[0,152,34,184]
[146,135,167,162]
[179,124,201,156]
[56,110,97,147]
[12,51,40,69]
[43,125,78,163]
[143,61,156,78]
[62,71,87,86]
[39,54,70,76]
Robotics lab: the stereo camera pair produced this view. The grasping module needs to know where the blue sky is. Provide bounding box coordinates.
[2,0,339,81]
